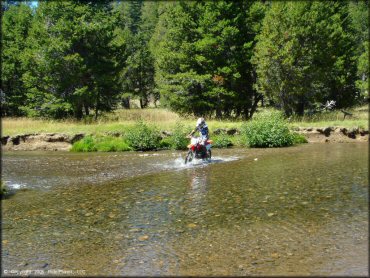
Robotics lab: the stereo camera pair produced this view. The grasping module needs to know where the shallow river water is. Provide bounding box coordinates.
[2,143,368,276]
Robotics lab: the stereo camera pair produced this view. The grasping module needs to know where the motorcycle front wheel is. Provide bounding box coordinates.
[184,150,194,164]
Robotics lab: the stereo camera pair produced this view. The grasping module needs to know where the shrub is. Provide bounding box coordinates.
[124,121,161,151]
[71,135,131,152]
[94,136,131,152]
[159,138,172,149]
[212,132,233,148]
[71,135,97,152]
[242,111,295,147]
[168,122,189,150]
[292,133,308,144]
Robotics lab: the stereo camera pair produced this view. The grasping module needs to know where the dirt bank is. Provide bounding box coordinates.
[1,127,368,151]
[1,133,85,151]
[294,126,369,143]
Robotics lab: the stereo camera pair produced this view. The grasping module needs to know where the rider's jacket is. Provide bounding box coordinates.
[196,124,209,140]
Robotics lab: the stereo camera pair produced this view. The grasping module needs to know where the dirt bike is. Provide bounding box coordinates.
[184,136,213,164]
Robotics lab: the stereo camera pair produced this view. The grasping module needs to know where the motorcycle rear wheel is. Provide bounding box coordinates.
[184,150,194,164]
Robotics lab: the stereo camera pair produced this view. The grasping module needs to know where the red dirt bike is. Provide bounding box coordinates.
[184,136,213,164]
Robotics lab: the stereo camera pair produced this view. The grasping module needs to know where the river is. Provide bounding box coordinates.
[2,143,368,276]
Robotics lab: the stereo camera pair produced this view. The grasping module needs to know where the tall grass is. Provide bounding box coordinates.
[2,109,241,136]
[2,106,368,137]
[110,108,180,122]
[289,105,368,128]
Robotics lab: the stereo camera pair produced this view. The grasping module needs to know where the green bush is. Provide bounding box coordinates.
[213,132,233,148]
[94,136,131,151]
[71,135,131,152]
[159,138,172,149]
[71,135,97,152]
[124,121,161,151]
[292,133,308,144]
[168,123,189,150]
[242,111,295,148]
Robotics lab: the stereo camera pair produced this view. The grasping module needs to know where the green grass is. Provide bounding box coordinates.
[2,106,367,138]
[2,110,240,136]
[71,135,131,152]
[212,132,233,148]
[292,133,308,144]
[288,105,368,129]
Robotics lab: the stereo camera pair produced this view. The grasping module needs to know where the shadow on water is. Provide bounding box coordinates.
[2,144,368,276]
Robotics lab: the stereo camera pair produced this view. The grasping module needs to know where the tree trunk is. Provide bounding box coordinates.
[122,97,130,109]
[295,101,305,116]
[95,93,99,121]
[140,97,148,109]
[75,104,83,120]
[84,104,89,116]
[216,107,222,119]
[215,93,222,119]
[249,93,263,119]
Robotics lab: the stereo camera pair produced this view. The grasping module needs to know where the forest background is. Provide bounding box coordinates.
[1,1,368,122]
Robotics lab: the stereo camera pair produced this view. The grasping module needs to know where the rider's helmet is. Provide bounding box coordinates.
[196,117,205,128]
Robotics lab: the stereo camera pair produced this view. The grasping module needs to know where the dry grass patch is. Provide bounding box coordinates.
[2,106,368,136]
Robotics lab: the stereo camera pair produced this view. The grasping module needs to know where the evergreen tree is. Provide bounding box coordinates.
[349,1,369,103]
[117,0,158,109]
[1,2,33,116]
[152,1,266,118]
[20,1,121,119]
[253,1,358,116]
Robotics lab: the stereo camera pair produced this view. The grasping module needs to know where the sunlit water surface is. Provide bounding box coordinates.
[2,143,368,276]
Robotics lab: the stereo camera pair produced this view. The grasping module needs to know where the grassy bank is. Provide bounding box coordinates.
[289,106,368,129]
[2,109,240,136]
[2,106,368,137]
[4,106,369,151]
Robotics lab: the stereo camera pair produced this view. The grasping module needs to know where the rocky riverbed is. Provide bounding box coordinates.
[1,127,368,151]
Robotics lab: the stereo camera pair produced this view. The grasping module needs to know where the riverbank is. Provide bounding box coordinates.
[1,126,368,151]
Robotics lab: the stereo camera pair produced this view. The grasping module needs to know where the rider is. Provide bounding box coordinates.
[189,117,209,144]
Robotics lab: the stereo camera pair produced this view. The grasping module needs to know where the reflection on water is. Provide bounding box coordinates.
[2,143,368,276]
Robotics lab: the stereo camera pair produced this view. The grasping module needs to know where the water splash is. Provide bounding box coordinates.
[157,155,240,170]
[4,181,27,190]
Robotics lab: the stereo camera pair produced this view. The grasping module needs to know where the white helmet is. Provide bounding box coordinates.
[196,117,205,127]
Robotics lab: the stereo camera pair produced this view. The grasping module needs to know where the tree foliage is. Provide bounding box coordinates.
[8,1,122,119]
[349,1,369,102]
[253,1,358,116]
[1,0,367,119]
[1,3,33,116]
[152,1,267,119]
[115,0,158,109]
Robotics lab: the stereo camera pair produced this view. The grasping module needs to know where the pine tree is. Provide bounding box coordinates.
[1,3,33,116]
[253,1,358,116]
[21,1,121,119]
[152,1,266,118]
[349,1,369,103]
[117,0,159,109]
